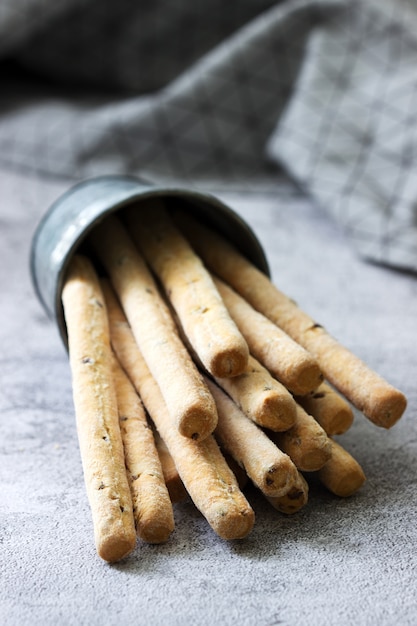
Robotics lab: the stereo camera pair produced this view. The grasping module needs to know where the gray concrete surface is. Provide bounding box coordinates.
[1,168,416,626]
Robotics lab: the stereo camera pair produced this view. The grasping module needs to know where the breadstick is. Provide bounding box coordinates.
[317,438,366,497]
[206,378,299,498]
[266,471,309,515]
[61,255,136,563]
[295,381,354,436]
[101,280,254,539]
[213,276,323,395]
[89,214,217,441]
[174,211,407,429]
[111,354,175,543]
[166,296,295,432]
[125,203,249,378]
[222,450,249,491]
[269,404,332,472]
[214,354,297,432]
[133,358,254,540]
[154,431,188,503]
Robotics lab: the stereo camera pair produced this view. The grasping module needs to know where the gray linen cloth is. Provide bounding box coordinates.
[1,0,417,271]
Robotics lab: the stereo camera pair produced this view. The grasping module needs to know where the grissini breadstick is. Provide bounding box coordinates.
[111,354,175,543]
[214,354,297,432]
[89,214,217,441]
[213,276,323,395]
[125,203,249,378]
[222,450,249,491]
[266,471,309,515]
[101,279,254,539]
[154,431,188,503]
[61,255,136,563]
[269,404,332,472]
[295,381,354,436]
[317,438,366,497]
[131,359,254,540]
[206,378,299,498]
[174,211,407,429]
[166,296,296,432]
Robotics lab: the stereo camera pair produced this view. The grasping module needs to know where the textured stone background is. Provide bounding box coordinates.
[1,168,416,625]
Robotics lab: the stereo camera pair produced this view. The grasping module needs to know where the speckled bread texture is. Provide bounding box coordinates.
[175,211,407,429]
[207,378,299,499]
[130,356,255,540]
[318,438,366,497]
[126,203,249,378]
[266,471,309,515]
[269,404,332,472]
[295,381,354,436]
[61,255,137,563]
[101,277,254,540]
[214,277,323,395]
[111,352,175,543]
[89,214,218,441]
[154,431,188,504]
[214,354,297,432]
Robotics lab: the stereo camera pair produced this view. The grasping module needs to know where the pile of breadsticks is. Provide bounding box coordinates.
[61,202,407,562]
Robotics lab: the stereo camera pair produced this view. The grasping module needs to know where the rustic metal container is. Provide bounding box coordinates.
[30,175,270,345]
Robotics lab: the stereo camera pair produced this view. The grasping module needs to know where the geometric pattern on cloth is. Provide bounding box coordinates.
[0,0,417,271]
[269,0,417,269]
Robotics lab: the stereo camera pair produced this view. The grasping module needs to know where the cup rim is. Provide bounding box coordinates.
[30,175,270,346]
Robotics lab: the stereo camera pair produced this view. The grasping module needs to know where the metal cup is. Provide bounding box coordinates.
[30,175,269,345]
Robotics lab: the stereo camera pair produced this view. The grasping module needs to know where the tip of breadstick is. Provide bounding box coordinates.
[208,346,249,379]
[211,504,255,540]
[326,407,355,436]
[286,363,324,397]
[177,404,218,441]
[97,533,137,563]
[365,388,407,429]
[262,457,299,498]
[260,393,297,432]
[138,520,175,544]
[320,466,366,498]
[267,473,309,514]
[298,441,332,472]
[330,473,366,498]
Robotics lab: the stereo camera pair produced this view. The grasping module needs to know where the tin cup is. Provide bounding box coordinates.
[30,175,270,345]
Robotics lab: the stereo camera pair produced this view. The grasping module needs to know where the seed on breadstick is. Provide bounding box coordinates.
[206,378,299,498]
[214,354,297,432]
[213,276,323,395]
[317,438,366,497]
[125,203,249,378]
[266,471,309,515]
[295,382,354,436]
[154,431,188,503]
[61,255,136,563]
[269,404,332,472]
[102,279,254,539]
[174,211,407,429]
[111,354,175,543]
[89,214,217,441]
